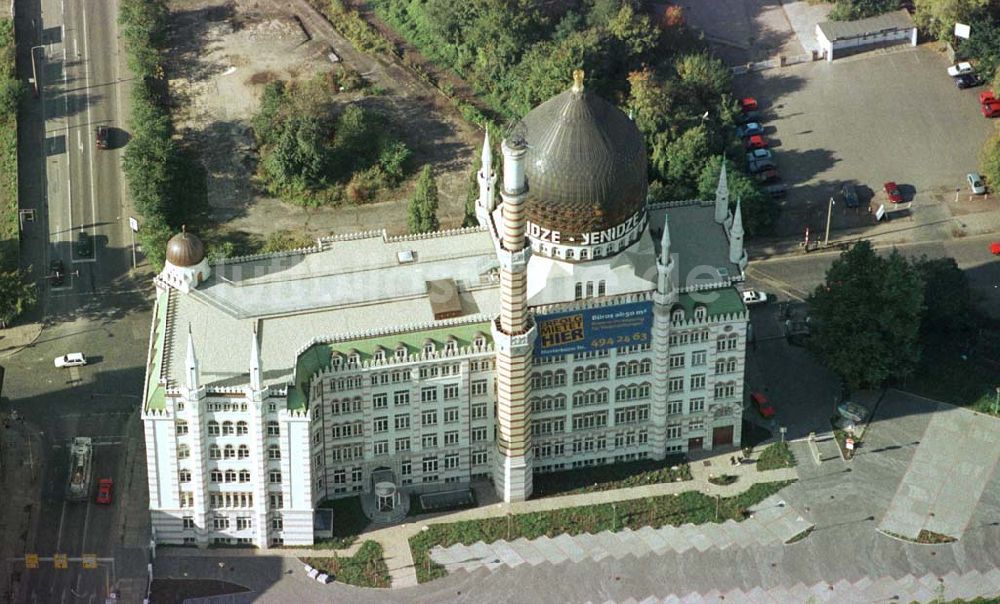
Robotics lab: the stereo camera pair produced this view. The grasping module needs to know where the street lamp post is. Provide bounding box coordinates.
[30,45,45,97]
[823,196,835,246]
[993,386,999,415]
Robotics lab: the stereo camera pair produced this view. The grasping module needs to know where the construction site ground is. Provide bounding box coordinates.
[165,0,480,243]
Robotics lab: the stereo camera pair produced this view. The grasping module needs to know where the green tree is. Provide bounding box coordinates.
[981,130,1000,192]
[807,242,924,389]
[261,115,328,194]
[828,0,897,21]
[662,124,710,197]
[0,270,36,327]
[913,256,972,336]
[136,216,173,271]
[408,165,440,234]
[913,0,991,41]
[252,81,287,146]
[674,52,731,110]
[696,156,777,236]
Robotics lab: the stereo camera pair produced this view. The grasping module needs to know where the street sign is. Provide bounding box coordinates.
[54,553,68,569]
[25,553,38,569]
[82,554,97,569]
[129,216,139,232]
[845,438,855,451]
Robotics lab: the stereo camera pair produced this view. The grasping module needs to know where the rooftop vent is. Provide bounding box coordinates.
[716,267,730,279]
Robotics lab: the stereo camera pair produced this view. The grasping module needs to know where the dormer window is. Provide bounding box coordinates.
[445,339,457,353]
[423,341,435,355]
[373,349,386,362]
[694,305,707,320]
[671,307,685,322]
[395,346,407,360]
[579,249,588,260]
[331,354,342,367]
[473,335,486,348]
[348,353,360,365]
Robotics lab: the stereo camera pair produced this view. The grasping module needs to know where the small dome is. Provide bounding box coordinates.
[166,229,205,267]
[521,74,647,241]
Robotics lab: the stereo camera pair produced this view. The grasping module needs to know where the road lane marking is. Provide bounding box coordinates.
[56,500,67,551]
[82,1,99,268]
[81,496,92,558]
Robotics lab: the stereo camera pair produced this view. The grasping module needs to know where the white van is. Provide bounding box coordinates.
[54,353,87,368]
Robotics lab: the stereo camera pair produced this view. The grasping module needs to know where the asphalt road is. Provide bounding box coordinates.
[4,0,154,599]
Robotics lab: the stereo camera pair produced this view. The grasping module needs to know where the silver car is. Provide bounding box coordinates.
[967,172,986,195]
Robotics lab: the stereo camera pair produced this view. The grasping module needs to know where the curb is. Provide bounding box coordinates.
[0,321,44,360]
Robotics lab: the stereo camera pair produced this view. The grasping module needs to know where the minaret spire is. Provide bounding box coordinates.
[476,131,499,221]
[185,324,200,392]
[249,325,263,393]
[658,212,671,265]
[729,197,748,269]
[714,159,730,225]
[481,130,492,175]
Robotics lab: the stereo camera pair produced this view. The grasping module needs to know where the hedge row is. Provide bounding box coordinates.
[0,19,22,272]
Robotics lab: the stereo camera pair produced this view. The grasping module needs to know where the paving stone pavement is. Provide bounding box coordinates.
[878,399,1000,540]
[429,494,813,573]
[600,568,1000,603]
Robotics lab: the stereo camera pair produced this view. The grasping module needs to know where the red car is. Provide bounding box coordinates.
[744,134,768,150]
[740,97,758,113]
[982,100,1000,118]
[883,181,903,203]
[991,242,1000,255]
[979,91,997,104]
[96,478,113,505]
[750,392,775,419]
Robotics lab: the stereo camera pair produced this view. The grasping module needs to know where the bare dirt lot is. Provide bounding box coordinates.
[166,0,479,244]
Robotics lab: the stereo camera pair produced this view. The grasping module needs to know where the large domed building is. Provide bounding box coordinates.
[143,73,750,549]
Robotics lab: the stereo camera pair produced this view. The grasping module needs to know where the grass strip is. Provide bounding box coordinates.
[532,457,691,498]
[409,480,795,583]
[301,540,390,588]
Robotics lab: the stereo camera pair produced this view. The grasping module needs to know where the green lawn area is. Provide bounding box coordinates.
[409,480,795,583]
[756,441,796,471]
[0,19,20,272]
[301,540,390,588]
[903,335,1000,416]
[313,496,369,549]
[531,456,691,498]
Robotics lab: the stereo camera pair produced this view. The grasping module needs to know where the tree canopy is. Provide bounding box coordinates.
[0,270,36,327]
[408,165,440,234]
[808,241,925,389]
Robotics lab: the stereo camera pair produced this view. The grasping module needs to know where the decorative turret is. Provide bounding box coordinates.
[654,212,677,303]
[714,160,730,225]
[185,325,203,397]
[729,197,748,270]
[476,131,498,225]
[158,226,211,294]
[248,325,264,397]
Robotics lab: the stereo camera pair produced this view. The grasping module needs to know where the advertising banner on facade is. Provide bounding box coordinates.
[535,301,653,357]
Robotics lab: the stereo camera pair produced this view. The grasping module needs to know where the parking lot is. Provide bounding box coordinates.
[733,45,995,239]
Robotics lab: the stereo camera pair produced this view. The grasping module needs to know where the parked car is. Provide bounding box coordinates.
[740,97,758,113]
[96,478,113,505]
[947,62,974,77]
[841,183,859,208]
[979,91,997,104]
[967,172,986,194]
[755,167,780,183]
[76,230,92,257]
[750,391,775,418]
[747,148,773,162]
[736,122,764,138]
[95,126,110,150]
[742,290,768,305]
[955,73,982,89]
[763,183,788,198]
[737,110,760,124]
[982,100,1000,118]
[837,401,869,423]
[744,134,768,150]
[54,353,87,368]
[748,158,776,174]
[49,259,65,286]
[991,242,1000,255]
[883,181,903,203]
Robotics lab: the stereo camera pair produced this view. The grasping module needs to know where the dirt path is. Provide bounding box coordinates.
[165,0,479,243]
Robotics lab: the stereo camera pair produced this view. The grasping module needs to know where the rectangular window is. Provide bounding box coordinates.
[421,387,438,403]
[443,384,459,400]
[471,380,488,396]
[667,400,683,415]
[183,516,195,529]
[421,410,438,426]
[395,414,410,430]
[668,376,684,393]
[373,416,389,433]
[237,517,252,530]
[400,460,411,476]
[444,453,460,470]
[269,470,282,483]
[690,374,705,390]
[690,398,705,412]
[352,467,363,483]
[422,456,438,473]
[666,424,682,439]
[333,469,346,484]
[471,426,488,442]
[373,393,388,409]
[213,517,230,530]
[394,391,410,406]
[421,434,438,448]
[271,517,283,531]
[444,430,459,446]
[471,449,488,465]
[668,353,685,369]
[572,412,608,431]
[374,440,389,456]
[395,437,410,453]
[444,407,460,424]
[471,403,487,420]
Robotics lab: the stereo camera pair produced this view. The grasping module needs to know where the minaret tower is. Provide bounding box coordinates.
[729,197,748,270]
[649,213,677,460]
[475,131,498,226]
[714,160,730,225]
[491,134,537,502]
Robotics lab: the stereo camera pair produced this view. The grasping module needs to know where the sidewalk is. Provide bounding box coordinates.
[161,448,800,589]
[0,321,43,359]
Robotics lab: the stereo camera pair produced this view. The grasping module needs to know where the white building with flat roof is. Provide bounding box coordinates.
[141,73,751,548]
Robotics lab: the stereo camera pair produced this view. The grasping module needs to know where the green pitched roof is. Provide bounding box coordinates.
[675,287,745,318]
[288,321,493,411]
[144,290,170,411]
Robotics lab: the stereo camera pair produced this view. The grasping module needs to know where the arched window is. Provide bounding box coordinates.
[395,346,407,360]
[331,353,343,367]
[224,470,237,483]
[177,444,190,460]
[222,421,234,435]
[267,421,280,436]
[210,470,222,483]
[694,305,707,320]
[176,420,189,435]
[209,444,221,460]
[268,444,281,460]
[566,248,574,260]
[373,348,386,362]
[586,282,594,297]
[236,421,248,435]
[207,421,220,436]
[575,282,583,300]
[239,470,251,483]
[598,280,606,296]
[238,445,250,459]
[580,249,588,260]
[473,335,486,348]
[445,338,457,353]
[224,445,235,459]
[179,469,191,482]
[671,307,685,322]
[423,342,435,355]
